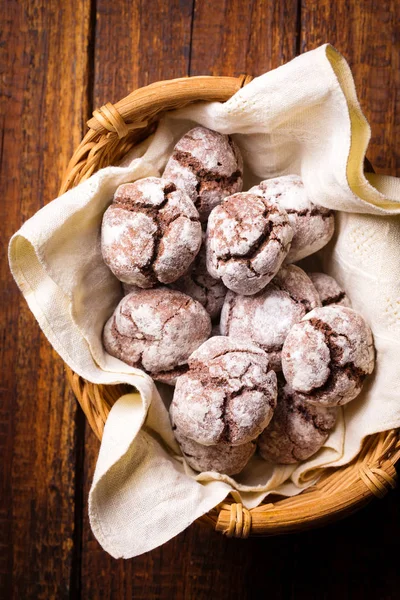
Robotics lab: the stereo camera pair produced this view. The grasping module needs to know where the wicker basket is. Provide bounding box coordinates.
[61,74,400,539]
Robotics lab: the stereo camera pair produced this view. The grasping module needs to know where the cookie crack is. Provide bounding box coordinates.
[161,297,193,331]
[307,317,367,396]
[285,207,333,218]
[272,281,315,313]
[215,220,288,273]
[173,149,242,186]
[322,291,346,306]
[115,184,198,284]
[109,318,148,369]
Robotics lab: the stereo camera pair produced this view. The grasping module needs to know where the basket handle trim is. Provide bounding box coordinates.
[92,102,148,139]
[218,503,252,538]
[358,464,397,499]
[86,75,252,136]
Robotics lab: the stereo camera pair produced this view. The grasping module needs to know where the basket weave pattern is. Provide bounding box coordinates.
[62,75,400,538]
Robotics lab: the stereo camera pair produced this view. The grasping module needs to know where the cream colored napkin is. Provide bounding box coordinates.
[9,44,400,559]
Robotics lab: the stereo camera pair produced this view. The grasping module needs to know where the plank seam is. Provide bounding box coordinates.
[188,0,196,76]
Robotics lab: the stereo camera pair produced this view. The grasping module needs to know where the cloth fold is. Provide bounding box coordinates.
[9,44,400,558]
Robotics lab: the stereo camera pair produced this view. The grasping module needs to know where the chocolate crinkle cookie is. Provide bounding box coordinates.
[101,177,202,288]
[170,336,278,446]
[103,288,211,382]
[174,428,256,475]
[220,265,321,370]
[250,175,335,263]
[281,306,375,407]
[258,382,337,464]
[307,272,350,307]
[163,126,243,222]
[171,241,227,319]
[206,192,294,295]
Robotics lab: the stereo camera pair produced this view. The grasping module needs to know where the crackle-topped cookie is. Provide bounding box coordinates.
[171,240,227,319]
[170,336,277,446]
[307,272,350,307]
[103,288,211,381]
[250,175,335,263]
[174,428,256,475]
[281,306,375,406]
[221,265,321,370]
[163,126,243,222]
[101,177,202,287]
[258,382,337,464]
[206,192,293,295]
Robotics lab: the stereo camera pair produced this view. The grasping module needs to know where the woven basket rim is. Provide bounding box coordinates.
[60,73,400,539]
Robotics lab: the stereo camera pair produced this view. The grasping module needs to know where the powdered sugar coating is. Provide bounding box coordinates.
[221,265,321,370]
[170,336,277,446]
[250,175,335,262]
[282,306,375,406]
[163,127,243,222]
[171,241,227,319]
[101,177,202,287]
[103,288,211,379]
[258,382,337,464]
[174,428,256,475]
[206,192,294,295]
[307,272,350,307]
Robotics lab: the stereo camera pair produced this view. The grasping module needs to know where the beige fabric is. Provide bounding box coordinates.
[9,44,400,559]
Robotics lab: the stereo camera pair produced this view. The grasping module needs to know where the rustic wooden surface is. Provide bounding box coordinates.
[1,0,400,598]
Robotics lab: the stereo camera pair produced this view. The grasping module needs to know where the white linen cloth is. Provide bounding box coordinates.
[9,44,400,558]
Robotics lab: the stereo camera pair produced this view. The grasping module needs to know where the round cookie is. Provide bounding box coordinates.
[163,126,243,221]
[174,428,256,475]
[172,241,227,319]
[101,177,202,287]
[307,272,350,307]
[258,382,337,464]
[249,175,335,263]
[281,306,375,406]
[206,192,294,295]
[103,288,211,381]
[220,265,321,370]
[170,336,277,446]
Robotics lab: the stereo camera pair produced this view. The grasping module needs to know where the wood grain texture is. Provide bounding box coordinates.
[92,0,194,107]
[190,0,299,76]
[0,0,91,597]
[300,0,400,176]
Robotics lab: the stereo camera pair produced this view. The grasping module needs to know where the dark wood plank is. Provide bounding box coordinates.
[189,0,299,76]
[92,0,194,107]
[300,0,400,176]
[0,0,92,597]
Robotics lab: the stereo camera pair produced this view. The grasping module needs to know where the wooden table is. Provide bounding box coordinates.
[2,1,400,598]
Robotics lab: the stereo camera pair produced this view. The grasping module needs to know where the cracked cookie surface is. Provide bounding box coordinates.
[206,192,293,295]
[103,288,211,379]
[221,265,321,370]
[163,126,243,222]
[170,336,277,446]
[250,175,335,263]
[258,382,337,464]
[171,239,227,319]
[174,428,256,475]
[307,272,350,307]
[101,177,202,287]
[282,306,375,406]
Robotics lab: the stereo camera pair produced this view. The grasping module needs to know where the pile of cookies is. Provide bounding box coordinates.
[101,126,375,476]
